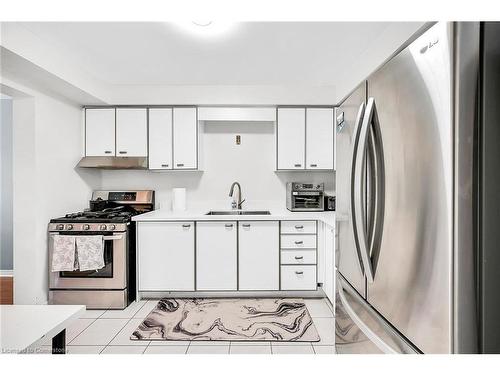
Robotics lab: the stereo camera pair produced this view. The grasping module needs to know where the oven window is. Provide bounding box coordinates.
[293,195,322,209]
[60,239,113,278]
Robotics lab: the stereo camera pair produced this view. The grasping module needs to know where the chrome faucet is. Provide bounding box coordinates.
[229,182,245,210]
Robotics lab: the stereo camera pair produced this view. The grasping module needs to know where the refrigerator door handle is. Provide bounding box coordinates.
[353,99,374,282]
[366,97,385,279]
[350,102,367,275]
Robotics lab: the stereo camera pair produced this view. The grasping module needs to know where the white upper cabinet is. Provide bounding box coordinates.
[148,108,173,169]
[306,108,334,169]
[85,108,115,156]
[196,222,237,291]
[173,107,198,169]
[115,108,148,157]
[277,108,306,170]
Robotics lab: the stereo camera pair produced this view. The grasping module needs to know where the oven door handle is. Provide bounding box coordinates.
[102,235,124,241]
[49,234,123,241]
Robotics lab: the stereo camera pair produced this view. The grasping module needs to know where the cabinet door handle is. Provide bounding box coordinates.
[161,164,169,168]
[242,224,251,228]
[295,225,304,229]
[294,163,302,168]
[295,271,304,275]
[294,256,304,260]
[310,164,318,167]
[104,150,112,154]
[225,224,234,228]
[119,151,127,154]
[294,240,304,245]
[182,224,191,228]
[176,163,184,167]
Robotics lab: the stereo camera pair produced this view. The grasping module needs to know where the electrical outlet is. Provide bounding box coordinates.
[236,135,241,145]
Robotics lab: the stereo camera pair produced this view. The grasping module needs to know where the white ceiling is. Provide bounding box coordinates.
[16,22,408,86]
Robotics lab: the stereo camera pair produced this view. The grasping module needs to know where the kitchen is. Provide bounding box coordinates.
[1,2,500,371]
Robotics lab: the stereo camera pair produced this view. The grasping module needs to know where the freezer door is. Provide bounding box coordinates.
[336,83,367,297]
[366,23,453,353]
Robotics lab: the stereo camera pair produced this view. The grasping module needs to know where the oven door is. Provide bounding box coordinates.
[292,191,324,211]
[49,230,127,290]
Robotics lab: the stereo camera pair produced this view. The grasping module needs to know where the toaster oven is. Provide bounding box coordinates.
[286,182,325,211]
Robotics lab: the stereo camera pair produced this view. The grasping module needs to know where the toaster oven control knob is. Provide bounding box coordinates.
[83,224,90,230]
[56,224,64,230]
[66,224,73,230]
[109,225,116,230]
[100,224,107,231]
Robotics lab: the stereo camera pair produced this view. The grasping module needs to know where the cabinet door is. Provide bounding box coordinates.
[116,108,148,157]
[173,107,197,169]
[148,108,173,169]
[138,222,195,291]
[238,221,279,290]
[306,108,334,169]
[277,108,305,170]
[196,222,237,291]
[323,224,335,305]
[85,108,115,156]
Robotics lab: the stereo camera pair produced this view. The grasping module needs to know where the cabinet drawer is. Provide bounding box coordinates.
[281,265,317,290]
[281,234,316,249]
[281,221,317,234]
[281,250,317,265]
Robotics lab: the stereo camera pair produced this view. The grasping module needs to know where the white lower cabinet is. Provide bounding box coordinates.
[196,222,237,291]
[238,221,279,291]
[281,265,317,290]
[323,224,335,305]
[138,222,195,291]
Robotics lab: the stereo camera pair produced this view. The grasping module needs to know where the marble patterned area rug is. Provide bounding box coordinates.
[131,298,320,342]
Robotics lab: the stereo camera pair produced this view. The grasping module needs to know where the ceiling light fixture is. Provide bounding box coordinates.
[192,20,213,27]
[173,21,235,38]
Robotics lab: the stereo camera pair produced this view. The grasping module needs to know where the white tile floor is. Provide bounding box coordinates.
[36,298,335,354]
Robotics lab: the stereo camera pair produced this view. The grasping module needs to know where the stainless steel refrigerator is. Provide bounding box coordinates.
[334,22,500,354]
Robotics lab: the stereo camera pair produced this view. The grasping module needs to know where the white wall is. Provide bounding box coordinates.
[3,78,101,304]
[1,97,13,270]
[107,85,336,106]
[101,121,335,210]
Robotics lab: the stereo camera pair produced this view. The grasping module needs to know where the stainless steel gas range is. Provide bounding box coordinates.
[48,190,154,309]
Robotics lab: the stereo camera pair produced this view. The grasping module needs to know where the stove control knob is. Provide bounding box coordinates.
[109,225,116,231]
[66,224,73,230]
[83,224,90,230]
[100,224,107,231]
[56,224,64,231]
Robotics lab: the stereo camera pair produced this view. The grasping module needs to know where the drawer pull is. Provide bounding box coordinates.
[295,271,304,275]
[182,224,191,228]
[161,164,169,168]
[310,164,318,167]
[295,225,304,229]
[242,224,251,228]
[177,163,184,167]
[225,224,234,228]
[294,164,302,168]
[104,150,112,154]
[294,256,304,260]
[119,151,127,154]
[294,240,304,245]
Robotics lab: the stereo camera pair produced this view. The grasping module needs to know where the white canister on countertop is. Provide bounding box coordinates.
[172,188,187,212]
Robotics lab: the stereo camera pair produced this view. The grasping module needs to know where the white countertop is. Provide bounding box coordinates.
[0,305,85,353]
[133,204,335,228]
